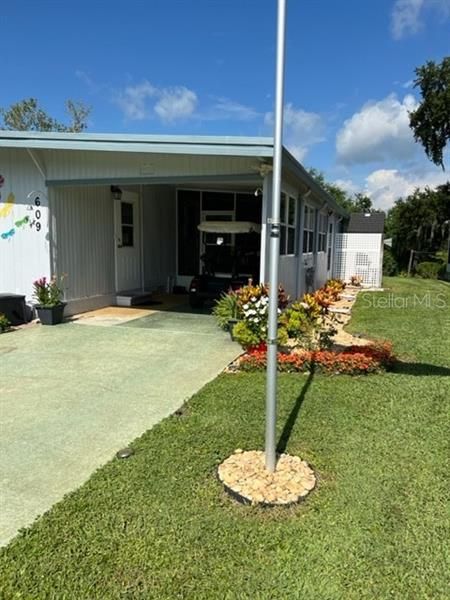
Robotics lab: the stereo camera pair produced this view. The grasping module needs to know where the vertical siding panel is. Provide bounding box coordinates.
[52,186,114,301]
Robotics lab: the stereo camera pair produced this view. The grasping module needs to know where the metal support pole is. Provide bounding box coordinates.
[265,0,287,473]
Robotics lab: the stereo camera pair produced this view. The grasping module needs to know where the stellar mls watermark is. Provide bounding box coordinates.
[363,292,448,309]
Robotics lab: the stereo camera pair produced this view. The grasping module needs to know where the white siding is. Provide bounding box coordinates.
[50,186,115,302]
[314,253,328,289]
[0,149,50,301]
[45,150,259,182]
[279,256,298,299]
[142,185,176,291]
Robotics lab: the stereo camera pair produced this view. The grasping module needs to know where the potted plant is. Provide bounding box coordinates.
[33,276,66,325]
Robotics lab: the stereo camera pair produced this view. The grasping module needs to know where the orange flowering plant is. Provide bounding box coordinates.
[239,341,395,375]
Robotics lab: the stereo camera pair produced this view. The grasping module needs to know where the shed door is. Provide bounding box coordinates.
[114,191,141,291]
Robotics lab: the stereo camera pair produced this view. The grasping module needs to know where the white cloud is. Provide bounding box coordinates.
[211,97,260,121]
[391,0,424,39]
[265,103,325,161]
[116,81,197,122]
[154,87,198,123]
[391,0,450,39]
[116,81,156,120]
[333,178,360,195]
[365,168,449,210]
[334,168,448,211]
[336,93,419,165]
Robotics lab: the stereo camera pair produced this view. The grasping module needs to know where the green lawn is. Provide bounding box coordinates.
[1,277,449,599]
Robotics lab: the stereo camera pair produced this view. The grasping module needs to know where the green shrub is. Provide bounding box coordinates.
[383,248,398,276]
[231,320,288,350]
[212,292,238,330]
[416,261,443,279]
[0,313,11,333]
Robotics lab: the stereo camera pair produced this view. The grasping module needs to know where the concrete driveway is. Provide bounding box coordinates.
[0,306,239,546]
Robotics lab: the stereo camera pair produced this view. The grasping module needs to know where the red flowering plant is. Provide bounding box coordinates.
[32,275,66,308]
[238,341,395,375]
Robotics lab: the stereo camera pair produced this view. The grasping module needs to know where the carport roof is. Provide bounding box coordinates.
[0,130,274,157]
[0,130,349,217]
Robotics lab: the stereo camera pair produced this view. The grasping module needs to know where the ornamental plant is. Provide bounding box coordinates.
[280,291,336,350]
[32,275,65,307]
[324,278,346,297]
[212,291,239,330]
[350,275,363,287]
[228,283,289,350]
[238,341,395,375]
[0,313,10,333]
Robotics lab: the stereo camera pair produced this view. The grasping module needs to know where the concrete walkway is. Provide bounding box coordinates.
[0,311,239,546]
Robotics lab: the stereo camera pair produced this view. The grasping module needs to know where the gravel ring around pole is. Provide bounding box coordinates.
[218,450,316,507]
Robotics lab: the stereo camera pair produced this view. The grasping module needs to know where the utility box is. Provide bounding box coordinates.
[0,294,28,325]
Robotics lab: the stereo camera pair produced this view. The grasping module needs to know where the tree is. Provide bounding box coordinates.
[385,183,450,268]
[0,98,91,132]
[308,168,374,213]
[409,57,450,170]
[353,192,373,213]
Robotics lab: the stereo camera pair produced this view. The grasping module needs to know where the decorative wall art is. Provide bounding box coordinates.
[0,174,41,241]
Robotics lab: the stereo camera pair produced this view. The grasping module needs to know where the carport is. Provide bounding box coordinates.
[0,131,348,316]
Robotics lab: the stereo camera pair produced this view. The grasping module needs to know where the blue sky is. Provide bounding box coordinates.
[1,0,449,209]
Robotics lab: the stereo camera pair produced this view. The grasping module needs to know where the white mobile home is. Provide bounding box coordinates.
[0,131,348,315]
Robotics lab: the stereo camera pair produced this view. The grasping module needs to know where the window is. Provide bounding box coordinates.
[280,193,297,255]
[121,202,134,247]
[318,213,327,252]
[303,205,315,253]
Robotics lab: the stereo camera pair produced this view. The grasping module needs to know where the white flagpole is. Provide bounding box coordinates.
[265,0,287,472]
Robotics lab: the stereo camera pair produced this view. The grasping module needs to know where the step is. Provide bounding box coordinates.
[115,290,154,307]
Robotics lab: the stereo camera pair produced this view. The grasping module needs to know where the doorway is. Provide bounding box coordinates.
[114,191,141,291]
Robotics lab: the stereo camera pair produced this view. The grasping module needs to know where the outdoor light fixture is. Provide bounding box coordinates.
[216,236,224,246]
[116,447,134,459]
[111,185,122,201]
[254,187,263,197]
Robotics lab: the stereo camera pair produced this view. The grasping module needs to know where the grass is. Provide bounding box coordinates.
[1,277,450,599]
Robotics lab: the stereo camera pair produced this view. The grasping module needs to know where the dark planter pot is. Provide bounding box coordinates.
[228,318,239,341]
[36,303,66,325]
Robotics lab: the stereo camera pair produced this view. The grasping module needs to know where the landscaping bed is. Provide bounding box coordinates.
[218,279,396,375]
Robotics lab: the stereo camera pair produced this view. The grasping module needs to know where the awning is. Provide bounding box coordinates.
[198,221,261,234]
